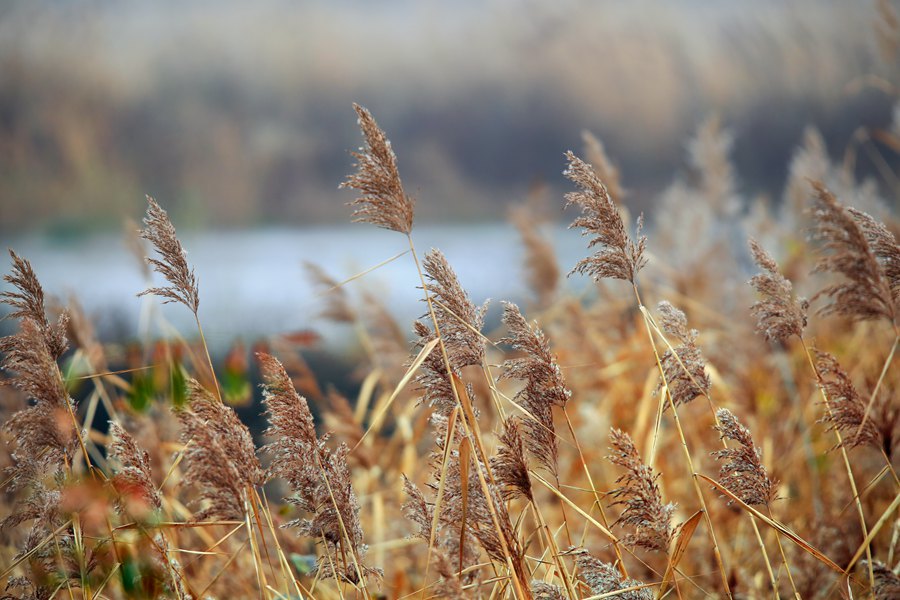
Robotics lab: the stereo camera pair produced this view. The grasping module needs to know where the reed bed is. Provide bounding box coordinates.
[1,102,899,599]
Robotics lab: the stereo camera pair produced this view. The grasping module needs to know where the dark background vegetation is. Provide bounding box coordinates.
[2,0,898,236]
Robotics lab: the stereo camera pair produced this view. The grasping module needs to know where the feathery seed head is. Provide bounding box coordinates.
[655,301,710,409]
[259,352,377,583]
[341,104,415,234]
[490,418,533,502]
[422,249,488,369]
[2,250,69,359]
[531,580,566,600]
[712,409,777,506]
[176,380,262,521]
[809,182,896,325]
[108,422,162,515]
[565,151,647,283]
[575,551,654,599]
[862,560,900,598]
[815,351,897,456]
[137,197,200,315]
[748,238,808,342]
[607,428,674,552]
[499,302,569,476]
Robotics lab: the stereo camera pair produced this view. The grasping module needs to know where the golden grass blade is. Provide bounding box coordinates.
[458,436,471,575]
[317,250,410,293]
[853,335,898,444]
[255,488,308,599]
[351,337,439,452]
[91,563,121,600]
[114,520,244,530]
[419,406,459,600]
[530,470,617,542]
[198,539,252,599]
[0,520,72,579]
[659,510,702,595]
[583,581,660,600]
[353,368,382,424]
[845,488,900,573]
[699,474,843,573]
[170,548,229,556]
[70,364,155,381]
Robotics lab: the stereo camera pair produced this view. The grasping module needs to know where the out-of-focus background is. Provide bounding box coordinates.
[1,0,899,348]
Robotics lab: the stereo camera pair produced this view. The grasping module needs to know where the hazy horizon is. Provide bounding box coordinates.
[2,0,898,236]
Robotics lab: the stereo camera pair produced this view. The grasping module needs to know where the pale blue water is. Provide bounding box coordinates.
[1,224,590,351]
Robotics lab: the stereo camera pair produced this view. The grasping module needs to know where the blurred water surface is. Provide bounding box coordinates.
[2,225,589,351]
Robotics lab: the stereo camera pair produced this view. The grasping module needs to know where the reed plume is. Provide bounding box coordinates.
[712,408,777,506]
[814,351,897,456]
[687,115,740,218]
[108,422,188,599]
[402,472,480,581]
[582,129,624,201]
[401,475,435,543]
[422,249,488,369]
[0,483,96,600]
[490,418,533,502]
[809,182,896,324]
[304,261,356,324]
[509,205,559,309]
[847,207,900,314]
[0,252,92,599]
[575,551,654,599]
[258,353,376,583]
[108,421,162,515]
[405,415,527,590]
[607,428,674,552]
[863,560,900,599]
[499,302,569,475]
[1,320,78,491]
[439,447,527,585]
[137,197,200,315]
[1,253,77,491]
[412,319,458,417]
[530,580,566,600]
[340,103,415,234]
[655,301,710,409]
[176,380,262,521]
[564,150,646,283]
[2,250,69,359]
[432,551,472,599]
[748,238,809,343]
[0,484,61,542]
